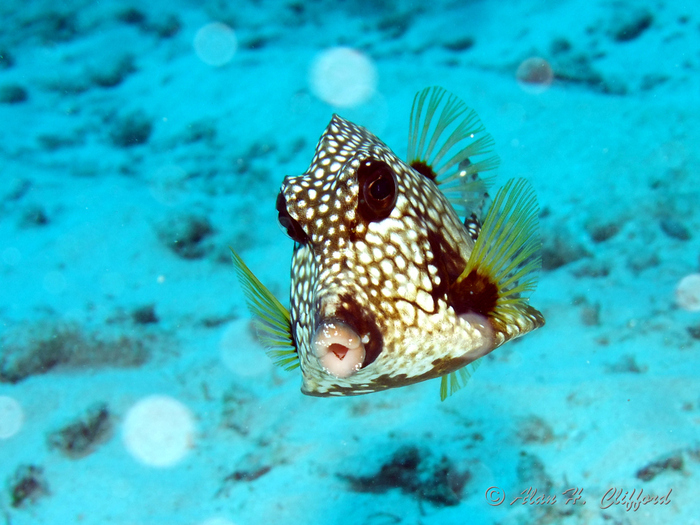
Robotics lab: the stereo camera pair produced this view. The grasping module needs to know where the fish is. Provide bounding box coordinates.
[231,86,545,400]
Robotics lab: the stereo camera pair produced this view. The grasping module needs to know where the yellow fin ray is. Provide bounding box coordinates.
[439,359,483,401]
[407,86,500,214]
[229,247,299,370]
[457,178,542,326]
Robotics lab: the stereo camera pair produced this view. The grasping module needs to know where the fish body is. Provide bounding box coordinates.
[232,87,544,400]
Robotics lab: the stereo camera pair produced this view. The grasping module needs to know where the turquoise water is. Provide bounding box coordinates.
[1,1,699,524]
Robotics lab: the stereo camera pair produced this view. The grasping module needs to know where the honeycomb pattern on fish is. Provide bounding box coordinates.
[283,116,499,396]
[232,86,545,400]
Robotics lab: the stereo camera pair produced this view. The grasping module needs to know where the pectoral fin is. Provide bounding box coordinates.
[230,247,299,370]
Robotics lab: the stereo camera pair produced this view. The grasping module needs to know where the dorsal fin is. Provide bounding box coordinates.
[407,86,499,216]
[230,247,299,370]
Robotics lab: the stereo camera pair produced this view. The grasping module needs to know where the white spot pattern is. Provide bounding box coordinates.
[278,113,537,396]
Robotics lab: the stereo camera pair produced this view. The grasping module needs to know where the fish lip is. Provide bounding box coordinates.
[312,319,366,378]
[314,293,384,370]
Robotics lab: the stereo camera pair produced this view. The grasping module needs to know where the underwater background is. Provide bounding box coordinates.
[1,0,699,524]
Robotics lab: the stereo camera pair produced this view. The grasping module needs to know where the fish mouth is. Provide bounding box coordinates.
[312,320,366,378]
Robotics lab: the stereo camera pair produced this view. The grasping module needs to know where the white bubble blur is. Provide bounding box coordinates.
[0,396,24,439]
[122,395,195,467]
[516,57,553,94]
[310,47,377,107]
[194,22,238,67]
[220,319,273,377]
[675,274,700,312]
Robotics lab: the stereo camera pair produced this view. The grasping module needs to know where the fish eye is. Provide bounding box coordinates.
[357,160,397,222]
[276,191,308,243]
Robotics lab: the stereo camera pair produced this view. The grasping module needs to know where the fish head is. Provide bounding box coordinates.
[276,115,498,396]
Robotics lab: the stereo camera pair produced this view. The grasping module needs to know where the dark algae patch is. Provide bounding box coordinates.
[157,212,215,260]
[132,304,159,325]
[0,84,28,104]
[636,453,683,481]
[659,218,691,241]
[216,452,275,498]
[341,446,469,507]
[109,112,152,147]
[0,322,151,383]
[47,404,113,459]
[517,416,555,444]
[608,7,653,42]
[8,465,49,508]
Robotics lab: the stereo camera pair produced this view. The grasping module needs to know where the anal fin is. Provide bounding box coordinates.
[439,359,483,401]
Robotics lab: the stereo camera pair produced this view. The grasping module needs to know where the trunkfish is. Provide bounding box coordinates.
[231,86,545,400]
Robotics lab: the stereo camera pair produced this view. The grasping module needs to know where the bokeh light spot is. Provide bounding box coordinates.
[676,274,700,312]
[310,47,377,107]
[194,22,237,67]
[0,396,24,439]
[122,395,195,467]
[516,57,553,93]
